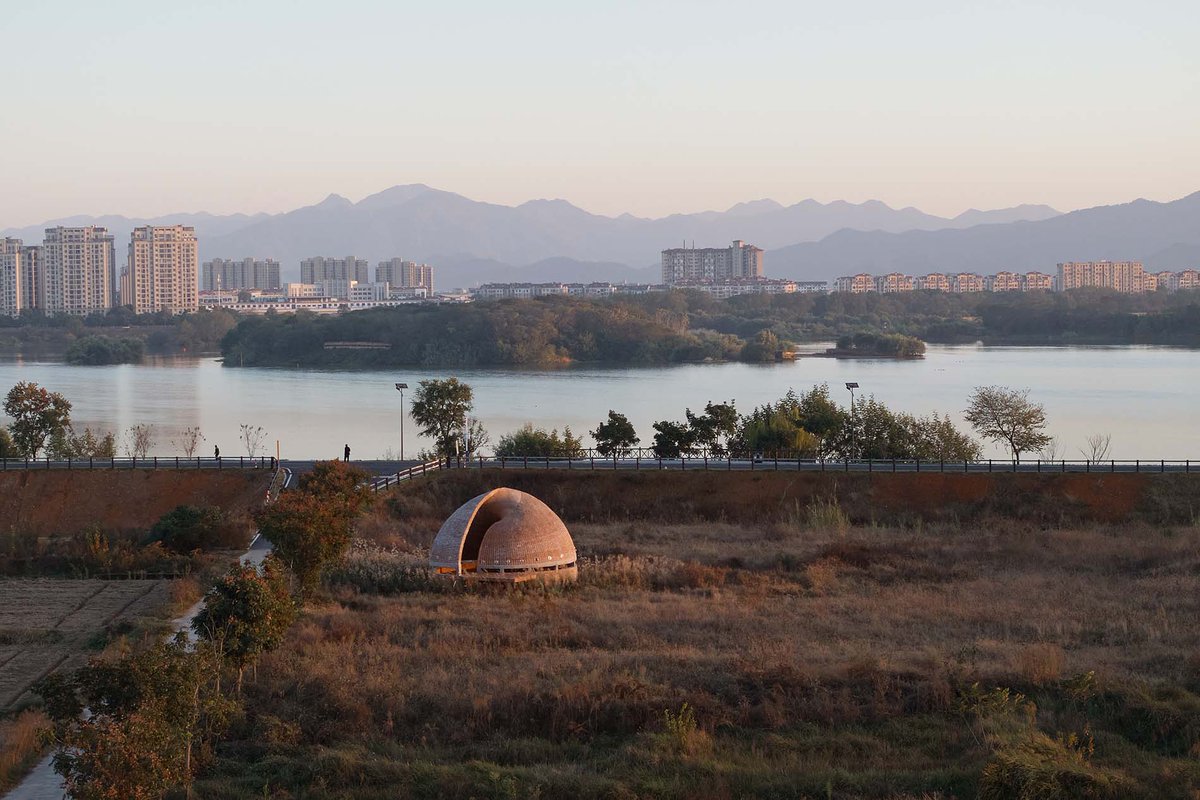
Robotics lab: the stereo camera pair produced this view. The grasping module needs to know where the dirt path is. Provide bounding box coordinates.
[4,535,273,800]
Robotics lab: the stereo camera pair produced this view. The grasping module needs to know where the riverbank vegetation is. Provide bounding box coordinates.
[188,471,1200,799]
[0,307,238,357]
[218,288,1200,369]
[63,334,145,365]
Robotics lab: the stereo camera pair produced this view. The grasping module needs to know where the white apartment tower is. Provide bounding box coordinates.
[661,240,764,285]
[202,257,282,292]
[376,258,434,291]
[124,225,199,314]
[0,238,22,316]
[40,226,116,316]
[300,256,369,285]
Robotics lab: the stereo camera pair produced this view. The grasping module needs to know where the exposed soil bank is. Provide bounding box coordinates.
[392,469,1200,526]
[0,469,274,536]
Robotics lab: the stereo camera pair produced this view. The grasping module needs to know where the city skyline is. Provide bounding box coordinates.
[1,0,1197,226]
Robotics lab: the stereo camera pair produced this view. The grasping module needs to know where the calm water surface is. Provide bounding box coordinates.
[0,345,1196,460]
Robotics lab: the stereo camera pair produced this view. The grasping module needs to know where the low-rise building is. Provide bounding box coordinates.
[833,274,876,293]
[1177,269,1200,290]
[918,273,951,292]
[986,271,1022,292]
[1022,272,1054,291]
[874,273,914,293]
[951,273,985,293]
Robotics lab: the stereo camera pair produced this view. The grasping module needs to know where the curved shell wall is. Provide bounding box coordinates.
[429,488,576,574]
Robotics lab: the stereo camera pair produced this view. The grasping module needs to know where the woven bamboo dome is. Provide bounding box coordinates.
[430,488,577,582]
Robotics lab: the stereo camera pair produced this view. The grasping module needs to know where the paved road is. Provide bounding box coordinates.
[450,457,1198,474]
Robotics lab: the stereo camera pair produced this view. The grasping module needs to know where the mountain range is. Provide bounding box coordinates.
[4,186,1198,287]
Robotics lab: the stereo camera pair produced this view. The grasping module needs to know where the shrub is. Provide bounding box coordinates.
[978,732,1131,800]
[151,505,244,552]
[806,498,850,534]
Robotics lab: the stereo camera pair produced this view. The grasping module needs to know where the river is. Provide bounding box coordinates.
[0,345,1196,460]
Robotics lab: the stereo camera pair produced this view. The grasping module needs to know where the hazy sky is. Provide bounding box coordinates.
[2,0,1198,226]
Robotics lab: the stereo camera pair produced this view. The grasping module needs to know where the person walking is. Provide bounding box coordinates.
[214,445,220,460]
[344,443,351,462]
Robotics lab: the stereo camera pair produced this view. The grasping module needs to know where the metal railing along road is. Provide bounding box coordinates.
[448,455,1197,474]
[0,456,278,471]
[370,459,444,492]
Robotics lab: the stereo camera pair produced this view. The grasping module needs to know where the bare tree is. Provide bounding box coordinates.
[1039,436,1063,461]
[1080,433,1112,462]
[122,424,155,459]
[239,424,268,458]
[173,426,205,458]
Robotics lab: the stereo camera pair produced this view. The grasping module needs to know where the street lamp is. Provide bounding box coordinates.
[845,382,860,460]
[394,382,408,460]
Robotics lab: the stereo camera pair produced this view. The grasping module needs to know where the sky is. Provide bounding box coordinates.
[1,0,1198,227]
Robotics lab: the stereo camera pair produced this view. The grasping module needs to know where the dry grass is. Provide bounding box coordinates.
[0,709,49,793]
[0,579,169,712]
[200,512,1200,798]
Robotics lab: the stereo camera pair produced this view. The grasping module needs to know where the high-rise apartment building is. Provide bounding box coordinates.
[376,258,434,291]
[0,238,22,316]
[123,226,199,314]
[660,240,763,285]
[300,256,369,285]
[202,257,282,292]
[40,226,116,316]
[1056,261,1145,293]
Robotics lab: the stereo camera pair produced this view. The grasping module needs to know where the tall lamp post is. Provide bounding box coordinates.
[394,382,408,461]
[845,382,859,460]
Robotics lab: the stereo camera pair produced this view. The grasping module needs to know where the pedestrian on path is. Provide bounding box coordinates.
[214,444,220,460]
[344,443,351,462]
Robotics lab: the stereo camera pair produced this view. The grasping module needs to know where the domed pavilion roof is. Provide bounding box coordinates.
[430,488,576,575]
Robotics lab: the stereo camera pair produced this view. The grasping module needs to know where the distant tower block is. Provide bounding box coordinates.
[430,488,578,583]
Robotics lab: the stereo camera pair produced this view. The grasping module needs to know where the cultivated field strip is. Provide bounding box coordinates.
[0,579,166,711]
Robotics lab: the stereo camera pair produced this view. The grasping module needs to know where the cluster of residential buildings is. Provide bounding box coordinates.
[1,225,199,317]
[832,262,1200,295]
[5,224,1198,319]
[200,255,436,314]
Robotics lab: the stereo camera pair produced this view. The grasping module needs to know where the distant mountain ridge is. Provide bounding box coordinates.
[1,185,1062,286]
[769,192,1200,282]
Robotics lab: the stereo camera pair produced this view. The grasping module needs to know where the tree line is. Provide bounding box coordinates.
[405,378,1068,463]
[0,382,269,460]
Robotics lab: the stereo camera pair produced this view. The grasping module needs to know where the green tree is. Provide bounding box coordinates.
[192,557,296,693]
[257,461,372,599]
[740,329,781,362]
[964,386,1052,462]
[495,424,586,457]
[48,426,117,459]
[34,634,233,800]
[651,419,696,458]
[409,378,474,457]
[3,381,72,458]
[0,426,20,459]
[686,401,738,455]
[591,410,640,457]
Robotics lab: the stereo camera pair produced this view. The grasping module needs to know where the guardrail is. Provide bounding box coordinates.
[448,455,1197,474]
[0,456,278,471]
[370,459,444,492]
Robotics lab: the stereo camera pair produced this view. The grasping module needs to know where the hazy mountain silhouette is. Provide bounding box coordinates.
[1,185,1061,285]
[769,192,1200,282]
